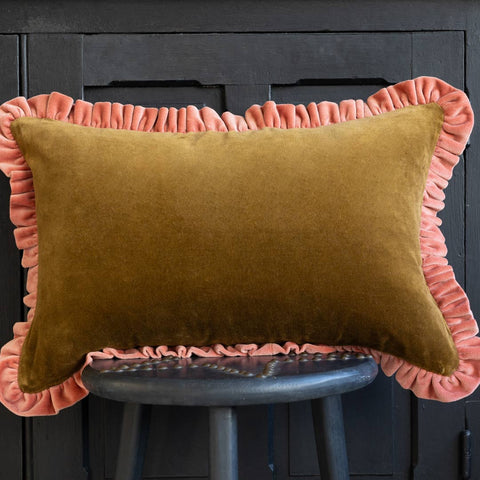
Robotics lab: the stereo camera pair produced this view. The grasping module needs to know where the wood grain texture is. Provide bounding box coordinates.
[27,34,83,99]
[271,83,384,105]
[465,13,480,328]
[32,405,88,480]
[0,0,473,33]
[0,34,21,359]
[224,85,270,115]
[0,34,23,480]
[25,36,88,480]
[411,31,469,480]
[412,31,465,287]
[85,85,224,111]
[413,399,465,480]
[83,33,411,86]
[465,401,480,479]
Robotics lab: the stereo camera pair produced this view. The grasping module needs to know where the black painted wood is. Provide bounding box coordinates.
[83,33,411,86]
[209,407,238,480]
[289,373,400,477]
[98,399,272,480]
[311,395,349,480]
[412,31,465,284]
[24,33,88,480]
[115,403,151,480]
[85,86,224,111]
[27,34,83,99]
[0,33,21,355]
[87,395,106,480]
[465,401,480,479]
[0,34,23,480]
[237,405,272,480]
[82,354,378,406]
[465,12,480,340]
[410,32,468,480]
[0,0,473,34]
[84,355,377,480]
[271,84,385,105]
[32,406,88,480]
[224,85,270,116]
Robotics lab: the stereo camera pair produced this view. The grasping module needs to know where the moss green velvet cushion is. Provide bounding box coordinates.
[0,76,478,416]
[10,102,451,392]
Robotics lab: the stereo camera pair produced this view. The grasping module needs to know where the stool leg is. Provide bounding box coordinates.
[115,403,151,480]
[311,395,349,480]
[209,406,238,480]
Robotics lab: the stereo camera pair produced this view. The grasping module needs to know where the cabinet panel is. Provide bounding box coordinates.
[272,83,384,105]
[27,34,83,98]
[85,86,224,112]
[83,33,411,86]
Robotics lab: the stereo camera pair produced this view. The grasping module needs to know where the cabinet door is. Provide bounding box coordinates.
[12,31,467,479]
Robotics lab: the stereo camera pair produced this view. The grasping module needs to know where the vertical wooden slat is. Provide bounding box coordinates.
[27,34,83,99]
[33,407,88,480]
[464,15,480,480]
[224,85,270,115]
[465,401,480,479]
[0,33,24,480]
[19,34,35,480]
[465,7,480,332]
[412,31,465,285]
[411,31,467,480]
[25,33,88,480]
[237,406,272,480]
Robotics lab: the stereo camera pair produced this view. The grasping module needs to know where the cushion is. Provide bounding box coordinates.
[0,76,479,416]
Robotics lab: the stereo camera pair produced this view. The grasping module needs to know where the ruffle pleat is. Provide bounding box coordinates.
[0,76,476,416]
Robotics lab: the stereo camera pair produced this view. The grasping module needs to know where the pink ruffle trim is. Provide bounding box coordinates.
[0,77,477,416]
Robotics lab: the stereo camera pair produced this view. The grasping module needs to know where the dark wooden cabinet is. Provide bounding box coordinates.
[0,2,479,479]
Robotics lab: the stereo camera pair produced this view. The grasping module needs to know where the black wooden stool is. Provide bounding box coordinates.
[82,352,378,480]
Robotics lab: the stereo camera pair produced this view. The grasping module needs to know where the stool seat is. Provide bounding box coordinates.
[82,353,378,480]
[82,352,377,406]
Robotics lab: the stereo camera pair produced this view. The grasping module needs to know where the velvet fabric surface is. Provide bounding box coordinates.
[0,76,478,416]
[10,103,450,393]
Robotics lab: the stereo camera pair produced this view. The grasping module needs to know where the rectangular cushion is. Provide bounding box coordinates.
[0,76,478,416]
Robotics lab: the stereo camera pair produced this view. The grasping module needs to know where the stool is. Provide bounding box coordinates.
[82,352,378,480]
